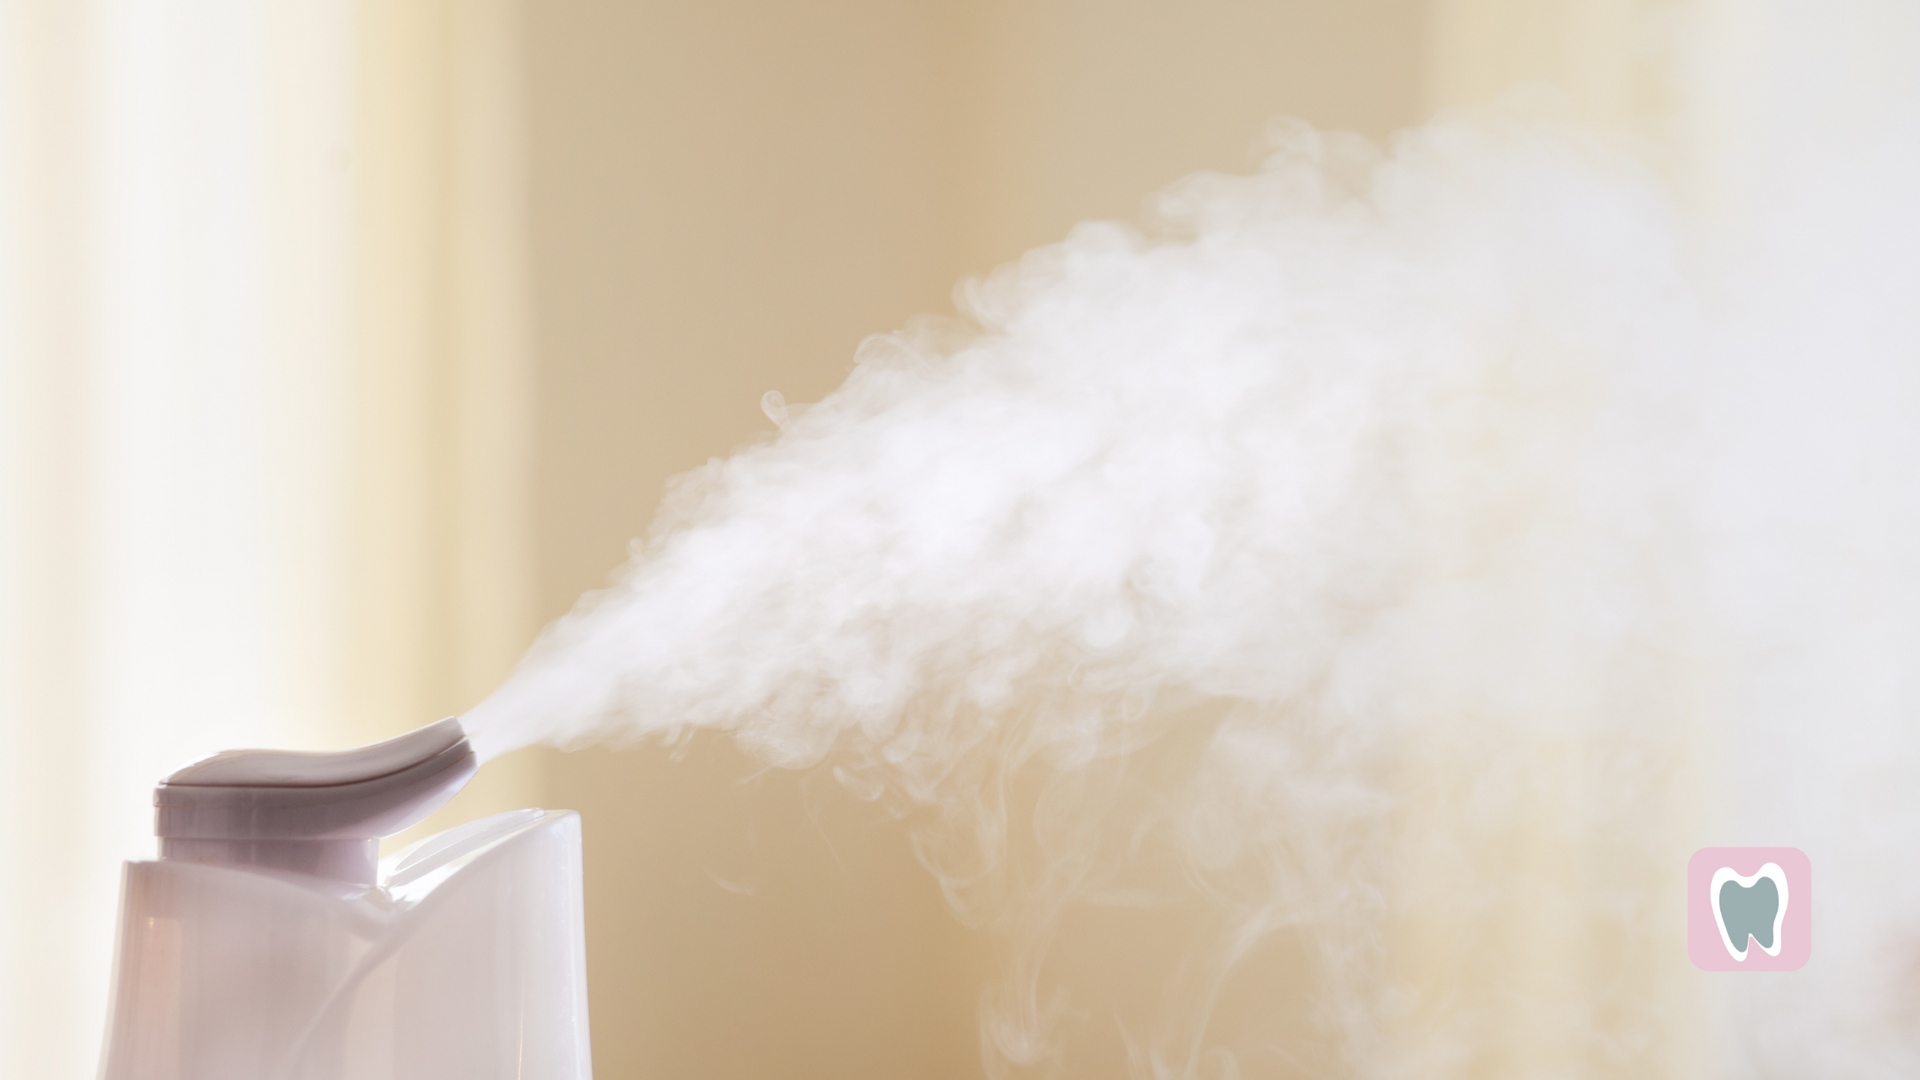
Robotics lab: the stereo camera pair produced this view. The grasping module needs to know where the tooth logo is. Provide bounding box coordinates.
[1688,847,1811,971]
[1710,863,1786,960]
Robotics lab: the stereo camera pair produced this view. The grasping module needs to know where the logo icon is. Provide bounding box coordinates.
[1688,847,1811,971]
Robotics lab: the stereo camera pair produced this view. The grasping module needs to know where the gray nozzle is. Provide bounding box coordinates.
[155,718,477,884]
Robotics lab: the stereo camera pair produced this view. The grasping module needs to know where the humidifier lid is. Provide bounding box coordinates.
[166,717,468,787]
[151,719,479,884]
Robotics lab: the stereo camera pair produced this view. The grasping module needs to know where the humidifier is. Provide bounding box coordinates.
[96,718,591,1079]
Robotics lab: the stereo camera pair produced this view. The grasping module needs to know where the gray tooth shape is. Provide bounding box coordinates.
[1718,876,1780,958]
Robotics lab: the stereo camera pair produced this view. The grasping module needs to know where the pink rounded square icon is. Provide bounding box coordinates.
[1688,847,1811,971]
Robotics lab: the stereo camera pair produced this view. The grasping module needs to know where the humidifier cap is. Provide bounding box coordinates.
[152,719,478,883]
[166,717,467,788]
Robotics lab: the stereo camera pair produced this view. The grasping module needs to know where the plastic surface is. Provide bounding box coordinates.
[153,719,478,885]
[166,719,468,786]
[97,809,593,1080]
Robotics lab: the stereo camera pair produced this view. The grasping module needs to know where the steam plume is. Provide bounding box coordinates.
[464,102,1920,1076]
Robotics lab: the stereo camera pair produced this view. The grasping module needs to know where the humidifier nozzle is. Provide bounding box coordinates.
[154,718,477,884]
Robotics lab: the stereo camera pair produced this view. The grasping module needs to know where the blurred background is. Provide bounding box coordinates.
[0,0,1856,1076]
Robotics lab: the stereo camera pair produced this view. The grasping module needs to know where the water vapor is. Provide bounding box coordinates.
[465,99,1920,1077]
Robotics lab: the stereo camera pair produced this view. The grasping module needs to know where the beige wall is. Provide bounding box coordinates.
[350,0,546,845]
[949,0,1426,278]
[1424,0,1658,127]
[522,2,1425,1075]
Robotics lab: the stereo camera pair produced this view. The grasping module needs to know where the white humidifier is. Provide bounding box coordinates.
[96,719,592,1079]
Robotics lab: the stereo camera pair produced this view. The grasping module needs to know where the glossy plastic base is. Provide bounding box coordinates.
[99,809,592,1080]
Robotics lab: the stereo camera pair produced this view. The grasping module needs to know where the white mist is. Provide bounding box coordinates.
[466,47,1920,1080]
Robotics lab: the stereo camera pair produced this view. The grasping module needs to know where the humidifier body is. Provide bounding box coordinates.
[96,721,592,1079]
[99,809,591,1080]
